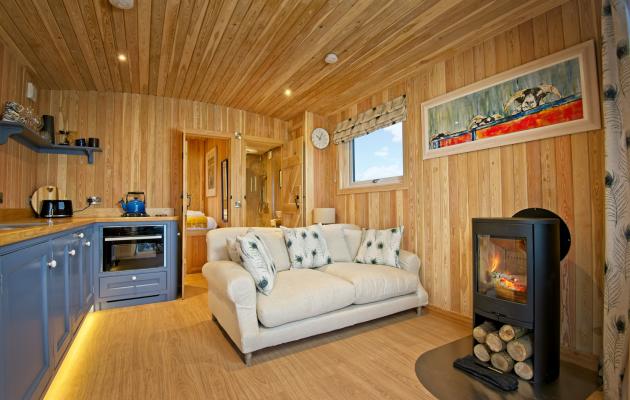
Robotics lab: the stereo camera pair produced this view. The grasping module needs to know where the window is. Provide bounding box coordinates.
[350,122,403,185]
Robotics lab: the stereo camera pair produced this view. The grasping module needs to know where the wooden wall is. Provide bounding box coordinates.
[324,0,603,356]
[36,90,287,214]
[0,41,40,208]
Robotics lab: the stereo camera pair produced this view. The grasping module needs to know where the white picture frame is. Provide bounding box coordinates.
[421,40,601,159]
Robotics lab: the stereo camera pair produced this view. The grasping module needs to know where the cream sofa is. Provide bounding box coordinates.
[201,224,429,365]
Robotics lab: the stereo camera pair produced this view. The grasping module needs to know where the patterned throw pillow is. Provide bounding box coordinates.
[354,226,404,268]
[281,224,333,269]
[235,232,277,295]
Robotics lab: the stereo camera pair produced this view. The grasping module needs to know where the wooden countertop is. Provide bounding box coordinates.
[0,216,179,247]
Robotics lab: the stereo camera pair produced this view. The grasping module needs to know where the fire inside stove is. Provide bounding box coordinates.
[478,236,528,304]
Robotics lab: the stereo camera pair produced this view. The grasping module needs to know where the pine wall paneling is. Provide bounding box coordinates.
[323,0,603,356]
[0,41,40,209]
[35,90,288,215]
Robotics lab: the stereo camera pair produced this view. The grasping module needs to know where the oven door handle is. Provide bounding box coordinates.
[104,235,163,242]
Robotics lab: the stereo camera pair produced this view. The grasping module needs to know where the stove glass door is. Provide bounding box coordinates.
[477,235,528,304]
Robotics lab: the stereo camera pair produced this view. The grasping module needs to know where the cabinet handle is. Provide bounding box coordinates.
[68,249,76,256]
[74,232,85,239]
[48,260,57,269]
[84,241,91,247]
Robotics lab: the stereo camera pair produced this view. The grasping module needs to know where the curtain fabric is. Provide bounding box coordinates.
[603,0,630,399]
[332,95,407,144]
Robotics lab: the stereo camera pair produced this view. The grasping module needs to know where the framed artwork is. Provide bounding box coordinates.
[421,40,600,159]
[205,147,217,197]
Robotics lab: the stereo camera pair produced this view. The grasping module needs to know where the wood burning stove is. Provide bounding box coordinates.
[472,216,561,383]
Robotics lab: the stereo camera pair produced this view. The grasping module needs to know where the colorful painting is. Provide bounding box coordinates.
[421,41,600,159]
[205,147,216,197]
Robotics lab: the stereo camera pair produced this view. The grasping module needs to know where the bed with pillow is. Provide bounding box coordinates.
[201,223,429,365]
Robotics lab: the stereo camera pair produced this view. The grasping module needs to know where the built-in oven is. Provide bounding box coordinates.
[102,225,165,272]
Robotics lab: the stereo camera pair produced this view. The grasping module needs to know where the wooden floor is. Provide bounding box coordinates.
[44,273,472,400]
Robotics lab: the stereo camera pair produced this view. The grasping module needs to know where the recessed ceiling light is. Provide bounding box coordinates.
[284,89,292,97]
[117,53,127,62]
[109,0,134,9]
[324,53,338,64]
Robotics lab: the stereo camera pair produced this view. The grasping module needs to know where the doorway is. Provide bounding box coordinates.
[182,131,233,298]
[242,138,284,227]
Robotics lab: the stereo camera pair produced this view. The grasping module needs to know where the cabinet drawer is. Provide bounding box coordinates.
[99,272,166,298]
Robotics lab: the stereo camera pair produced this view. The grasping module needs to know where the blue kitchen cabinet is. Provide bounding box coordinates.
[80,229,95,314]
[49,234,74,366]
[0,241,52,400]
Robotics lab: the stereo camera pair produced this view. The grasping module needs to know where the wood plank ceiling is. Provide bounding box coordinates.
[0,0,568,120]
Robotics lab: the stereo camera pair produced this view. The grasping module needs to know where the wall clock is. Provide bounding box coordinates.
[311,127,329,149]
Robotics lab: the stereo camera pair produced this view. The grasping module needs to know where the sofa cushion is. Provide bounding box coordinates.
[321,225,353,262]
[256,269,355,328]
[354,226,404,268]
[344,229,363,259]
[281,224,333,269]
[236,233,277,295]
[318,262,418,304]
[248,229,291,272]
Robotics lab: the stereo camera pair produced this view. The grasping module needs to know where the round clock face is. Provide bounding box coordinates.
[311,127,330,149]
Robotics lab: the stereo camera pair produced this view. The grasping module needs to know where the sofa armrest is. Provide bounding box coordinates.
[203,260,256,307]
[202,261,259,353]
[399,250,420,277]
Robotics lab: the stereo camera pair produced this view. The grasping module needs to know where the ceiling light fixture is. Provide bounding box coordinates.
[117,53,127,62]
[109,0,134,9]
[324,53,338,64]
[284,89,292,97]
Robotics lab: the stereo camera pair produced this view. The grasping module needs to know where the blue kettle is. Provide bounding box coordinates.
[119,192,146,215]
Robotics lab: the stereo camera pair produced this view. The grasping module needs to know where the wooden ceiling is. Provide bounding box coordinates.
[0,0,567,120]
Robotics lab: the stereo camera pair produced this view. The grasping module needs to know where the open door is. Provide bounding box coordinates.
[280,136,304,227]
[181,134,189,299]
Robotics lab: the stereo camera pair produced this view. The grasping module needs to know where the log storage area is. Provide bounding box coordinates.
[472,323,534,380]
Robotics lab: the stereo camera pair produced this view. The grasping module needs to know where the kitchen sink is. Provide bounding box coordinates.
[0,222,51,230]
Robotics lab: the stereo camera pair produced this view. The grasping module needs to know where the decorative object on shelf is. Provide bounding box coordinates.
[74,138,87,147]
[421,40,600,159]
[88,137,100,148]
[311,127,329,149]
[2,101,42,131]
[0,121,102,164]
[205,147,217,197]
[41,115,55,144]
[313,208,335,224]
[57,130,71,145]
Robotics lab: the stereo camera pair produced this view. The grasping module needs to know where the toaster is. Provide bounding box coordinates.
[40,200,73,218]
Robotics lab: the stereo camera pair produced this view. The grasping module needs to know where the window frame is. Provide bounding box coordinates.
[337,121,407,194]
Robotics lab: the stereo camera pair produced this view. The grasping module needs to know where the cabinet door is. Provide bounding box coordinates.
[80,229,95,313]
[49,235,73,365]
[0,242,52,400]
[67,234,82,332]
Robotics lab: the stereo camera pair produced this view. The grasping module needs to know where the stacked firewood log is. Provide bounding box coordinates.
[472,321,533,380]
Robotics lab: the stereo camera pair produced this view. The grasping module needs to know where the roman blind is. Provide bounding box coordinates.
[332,94,407,144]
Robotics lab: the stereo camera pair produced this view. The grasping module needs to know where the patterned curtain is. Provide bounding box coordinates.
[332,95,407,144]
[603,0,630,399]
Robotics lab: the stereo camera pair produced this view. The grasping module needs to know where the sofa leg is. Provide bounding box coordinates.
[417,306,426,316]
[244,352,252,366]
[211,314,217,322]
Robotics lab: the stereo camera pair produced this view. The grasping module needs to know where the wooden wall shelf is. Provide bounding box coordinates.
[0,121,101,164]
